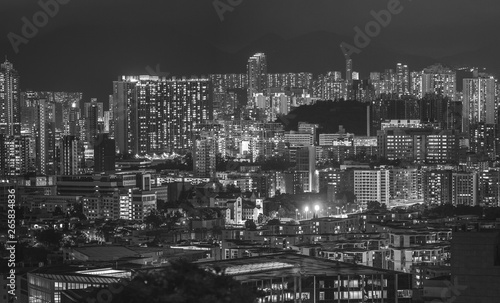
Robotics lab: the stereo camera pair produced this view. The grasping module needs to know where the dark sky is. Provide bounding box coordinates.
[1,0,499,101]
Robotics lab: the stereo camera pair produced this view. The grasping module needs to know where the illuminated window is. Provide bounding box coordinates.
[319,291,325,300]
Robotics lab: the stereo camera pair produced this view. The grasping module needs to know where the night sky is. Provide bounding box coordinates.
[1,0,499,102]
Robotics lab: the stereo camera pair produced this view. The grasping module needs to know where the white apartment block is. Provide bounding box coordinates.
[354,170,390,209]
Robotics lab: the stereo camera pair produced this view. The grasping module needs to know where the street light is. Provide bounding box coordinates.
[314,205,320,218]
[304,206,309,220]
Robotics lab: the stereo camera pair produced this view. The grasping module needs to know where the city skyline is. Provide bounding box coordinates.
[2,2,500,303]
[2,0,500,100]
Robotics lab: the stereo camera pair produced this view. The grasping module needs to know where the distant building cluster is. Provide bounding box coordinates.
[1,54,500,208]
[1,53,500,303]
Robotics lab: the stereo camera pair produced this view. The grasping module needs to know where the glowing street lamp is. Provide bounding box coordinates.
[304,206,309,220]
[314,205,320,218]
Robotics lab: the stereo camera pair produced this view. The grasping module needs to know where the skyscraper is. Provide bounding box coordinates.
[422,64,456,100]
[462,77,496,133]
[193,131,217,178]
[0,134,32,177]
[346,58,353,82]
[35,99,56,175]
[94,133,115,173]
[410,71,423,99]
[113,75,212,155]
[354,169,390,208]
[469,123,498,160]
[68,103,80,136]
[396,63,409,96]
[247,53,267,105]
[423,170,453,206]
[452,172,478,206]
[83,99,104,119]
[59,135,84,175]
[86,100,99,148]
[295,146,317,193]
[0,59,21,136]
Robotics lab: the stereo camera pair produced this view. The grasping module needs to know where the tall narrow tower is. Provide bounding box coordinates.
[346,58,353,82]
[0,58,21,136]
[247,53,268,105]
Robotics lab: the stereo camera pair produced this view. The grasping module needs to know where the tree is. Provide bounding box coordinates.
[109,259,261,303]
[53,206,64,216]
[257,213,264,224]
[69,202,87,220]
[225,184,241,193]
[267,219,281,226]
[366,201,386,211]
[212,225,223,239]
[244,219,257,230]
[145,213,163,229]
[277,207,286,218]
[36,229,63,248]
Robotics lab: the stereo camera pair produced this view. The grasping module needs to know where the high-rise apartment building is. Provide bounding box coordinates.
[423,170,453,206]
[478,169,500,207]
[469,122,498,160]
[452,172,477,206]
[426,130,460,164]
[193,131,217,178]
[421,64,456,100]
[83,99,104,119]
[346,58,353,82]
[0,134,32,177]
[0,59,20,136]
[396,63,409,96]
[94,133,115,173]
[113,75,212,155]
[410,71,423,99]
[462,77,496,133]
[247,53,267,104]
[295,146,317,193]
[35,99,56,175]
[86,100,99,148]
[389,168,422,202]
[377,128,427,163]
[354,169,390,208]
[370,72,381,81]
[59,135,84,175]
[267,72,313,89]
[377,127,459,164]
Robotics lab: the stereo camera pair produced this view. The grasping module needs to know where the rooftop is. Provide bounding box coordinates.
[31,272,121,284]
[197,253,408,282]
[71,246,138,260]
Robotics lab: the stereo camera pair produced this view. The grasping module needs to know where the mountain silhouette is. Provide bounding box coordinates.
[1,28,481,104]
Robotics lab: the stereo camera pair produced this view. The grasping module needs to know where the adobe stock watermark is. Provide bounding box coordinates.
[340,0,410,59]
[8,0,71,54]
[213,0,243,21]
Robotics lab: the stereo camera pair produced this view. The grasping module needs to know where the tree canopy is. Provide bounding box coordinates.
[35,229,63,248]
[366,201,387,211]
[244,219,257,230]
